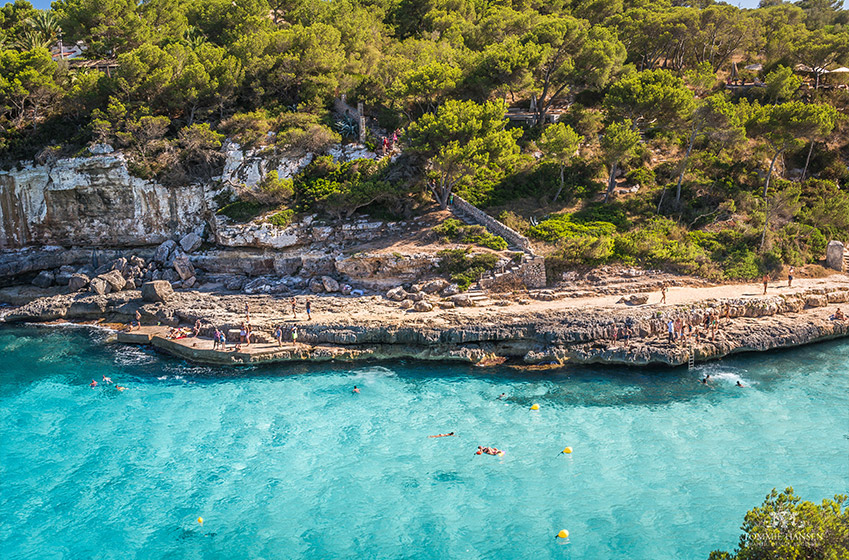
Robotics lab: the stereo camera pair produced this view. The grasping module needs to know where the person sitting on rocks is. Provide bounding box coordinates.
[831,308,846,321]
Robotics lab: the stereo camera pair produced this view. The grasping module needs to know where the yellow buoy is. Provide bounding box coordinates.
[530,403,540,410]
[557,529,569,539]
[197,517,204,525]
[562,447,573,454]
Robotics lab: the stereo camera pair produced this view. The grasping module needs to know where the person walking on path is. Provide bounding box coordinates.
[788,266,794,288]
[762,274,769,295]
[660,284,667,304]
[245,302,250,323]
[305,298,312,321]
[291,325,298,346]
[291,297,297,319]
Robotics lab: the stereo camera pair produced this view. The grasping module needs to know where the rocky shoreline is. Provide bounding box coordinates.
[2,281,848,368]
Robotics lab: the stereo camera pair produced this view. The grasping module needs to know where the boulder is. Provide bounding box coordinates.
[141,280,174,303]
[450,294,473,307]
[31,270,55,288]
[826,240,845,271]
[617,294,650,306]
[408,291,426,302]
[321,276,340,292]
[111,257,128,275]
[827,290,848,303]
[399,299,414,309]
[224,276,246,291]
[183,276,196,289]
[124,278,137,290]
[441,284,460,297]
[439,301,456,309]
[89,276,108,295]
[386,286,408,301]
[309,277,325,293]
[163,269,180,283]
[98,269,127,292]
[805,295,828,308]
[414,301,433,312]
[68,273,90,291]
[172,254,195,281]
[154,240,177,264]
[422,278,449,294]
[180,232,203,253]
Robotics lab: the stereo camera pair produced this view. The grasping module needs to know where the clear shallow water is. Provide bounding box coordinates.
[1,326,847,560]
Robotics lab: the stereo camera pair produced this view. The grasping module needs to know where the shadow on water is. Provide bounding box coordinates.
[2,324,846,408]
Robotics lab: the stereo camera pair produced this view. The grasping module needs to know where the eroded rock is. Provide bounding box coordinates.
[141,280,174,302]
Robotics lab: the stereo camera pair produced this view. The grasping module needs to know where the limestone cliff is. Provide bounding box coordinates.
[0,152,209,249]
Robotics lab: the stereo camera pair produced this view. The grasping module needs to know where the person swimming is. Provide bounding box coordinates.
[701,374,711,384]
[352,386,360,394]
[89,379,98,388]
[736,381,745,387]
[428,432,455,438]
[497,393,506,400]
[102,375,113,384]
[476,446,503,455]
[116,385,128,391]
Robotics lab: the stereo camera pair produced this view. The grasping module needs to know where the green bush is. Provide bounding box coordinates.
[528,214,617,243]
[216,200,265,222]
[267,209,295,228]
[437,249,500,290]
[433,218,508,250]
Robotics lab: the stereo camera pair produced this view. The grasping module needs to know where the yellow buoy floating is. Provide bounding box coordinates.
[562,446,573,454]
[557,529,569,539]
[530,403,540,410]
[197,517,204,525]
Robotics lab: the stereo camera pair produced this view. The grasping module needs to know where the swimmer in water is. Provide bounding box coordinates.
[736,381,745,387]
[352,386,360,394]
[428,432,455,438]
[89,379,98,388]
[102,375,113,384]
[476,446,502,455]
[497,393,506,399]
[116,385,128,391]
[701,374,711,384]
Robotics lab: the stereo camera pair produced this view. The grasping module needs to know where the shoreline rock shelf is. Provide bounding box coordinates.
[3,281,848,368]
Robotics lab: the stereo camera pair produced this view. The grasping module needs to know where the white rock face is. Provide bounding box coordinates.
[0,153,209,248]
[218,141,377,187]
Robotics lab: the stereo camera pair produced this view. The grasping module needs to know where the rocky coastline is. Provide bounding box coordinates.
[3,280,848,368]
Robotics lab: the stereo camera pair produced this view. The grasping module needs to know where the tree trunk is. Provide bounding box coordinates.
[553,164,565,202]
[676,127,698,204]
[760,148,784,250]
[801,141,815,183]
[604,162,618,203]
[430,181,451,210]
[763,148,783,198]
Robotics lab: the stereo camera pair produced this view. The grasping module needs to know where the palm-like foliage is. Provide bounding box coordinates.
[183,26,207,49]
[15,29,53,51]
[26,11,63,43]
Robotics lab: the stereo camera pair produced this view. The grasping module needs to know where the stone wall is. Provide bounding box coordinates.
[519,256,547,288]
[452,195,533,253]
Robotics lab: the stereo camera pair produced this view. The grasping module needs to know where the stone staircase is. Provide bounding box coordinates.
[465,288,495,307]
[448,204,525,253]
[844,250,849,273]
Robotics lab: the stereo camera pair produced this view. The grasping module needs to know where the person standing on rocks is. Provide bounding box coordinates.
[305,298,312,321]
[762,275,769,295]
[291,326,298,345]
[130,310,141,331]
[274,325,283,347]
[213,328,222,350]
[667,319,675,343]
[291,298,297,319]
[245,302,250,323]
[660,284,667,304]
[788,266,794,288]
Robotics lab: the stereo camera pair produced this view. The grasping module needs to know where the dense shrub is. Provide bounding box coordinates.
[437,248,500,290]
[433,218,508,250]
[267,209,295,228]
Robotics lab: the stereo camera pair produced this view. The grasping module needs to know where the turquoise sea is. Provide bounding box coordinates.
[0,325,847,559]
